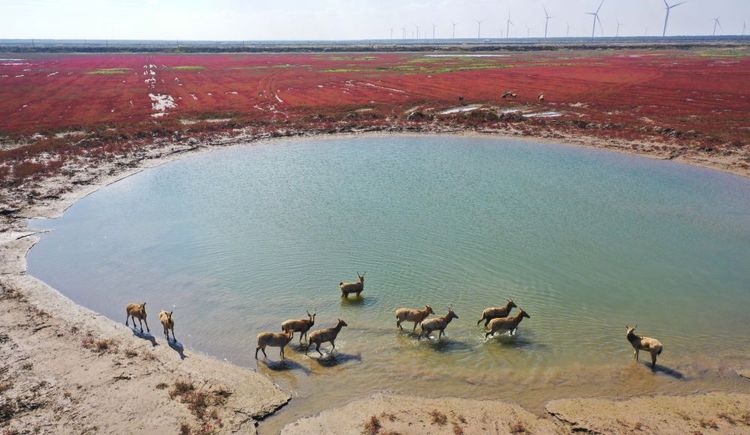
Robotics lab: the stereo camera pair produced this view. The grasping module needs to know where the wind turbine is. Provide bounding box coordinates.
[477,20,483,39]
[712,18,721,36]
[566,23,570,37]
[742,20,746,36]
[616,20,622,37]
[452,21,456,39]
[506,12,513,39]
[544,7,553,38]
[586,0,605,38]
[662,0,686,37]
[433,23,437,40]
[402,27,407,39]
[416,24,420,40]
[390,27,394,40]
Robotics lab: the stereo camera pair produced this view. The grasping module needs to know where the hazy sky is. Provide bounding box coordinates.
[1,0,748,40]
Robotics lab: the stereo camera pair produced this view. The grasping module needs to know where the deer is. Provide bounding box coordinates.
[419,308,459,340]
[306,319,348,356]
[125,302,150,333]
[626,325,663,369]
[255,329,294,360]
[395,305,434,332]
[340,272,365,298]
[281,310,316,344]
[477,299,517,327]
[485,309,530,338]
[159,310,175,342]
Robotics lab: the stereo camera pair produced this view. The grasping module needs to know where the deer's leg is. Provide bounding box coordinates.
[125,314,130,327]
[144,318,150,333]
[255,346,261,359]
[651,352,657,369]
[635,349,640,361]
[316,343,322,356]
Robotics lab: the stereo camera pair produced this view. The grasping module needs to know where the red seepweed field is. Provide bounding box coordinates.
[0,47,749,190]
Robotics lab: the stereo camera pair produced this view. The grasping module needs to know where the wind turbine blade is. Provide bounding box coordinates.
[597,15,603,28]
[597,0,605,14]
[663,0,669,8]
[673,1,687,7]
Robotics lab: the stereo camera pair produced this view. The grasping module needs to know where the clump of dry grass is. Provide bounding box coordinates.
[509,421,528,434]
[124,349,138,358]
[429,410,448,426]
[169,378,231,433]
[156,382,169,390]
[456,415,467,424]
[81,335,117,354]
[452,422,465,435]
[363,415,381,435]
[717,412,735,425]
[0,382,12,394]
[740,413,750,425]
[380,412,397,422]
[699,418,719,429]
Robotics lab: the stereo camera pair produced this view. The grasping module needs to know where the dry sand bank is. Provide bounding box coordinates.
[1,130,749,434]
[281,392,750,435]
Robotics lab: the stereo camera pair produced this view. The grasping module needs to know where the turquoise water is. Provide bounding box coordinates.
[28,135,750,425]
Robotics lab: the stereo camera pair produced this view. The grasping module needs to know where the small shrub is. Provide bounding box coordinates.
[124,349,138,358]
[0,383,12,393]
[179,422,191,435]
[509,421,528,434]
[717,413,736,425]
[452,422,465,435]
[156,382,169,390]
[81,335,117,354]
[699,419,719,429]
[363,415,381,435]
[429,410,447,426]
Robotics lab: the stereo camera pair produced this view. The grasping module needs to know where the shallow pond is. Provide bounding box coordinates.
[28,135,750,431]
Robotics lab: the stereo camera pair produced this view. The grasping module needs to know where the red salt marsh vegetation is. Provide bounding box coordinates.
[0,47,749,204]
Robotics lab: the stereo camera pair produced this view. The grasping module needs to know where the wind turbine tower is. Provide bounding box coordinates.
[433,24,437,40]
[662,0,686,37]
[506,12,513,39]
[712,18,721,36]
[452,22,456,39]
[586,0,605,38]
[544,7,553,38]
[616,20,622,37]
[742,20,746,36]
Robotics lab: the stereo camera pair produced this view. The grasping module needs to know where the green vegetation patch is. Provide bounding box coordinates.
[87,68,131,75]
[171,65,206,70]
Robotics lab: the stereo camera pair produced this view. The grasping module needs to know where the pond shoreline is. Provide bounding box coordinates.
[2,129,750,434]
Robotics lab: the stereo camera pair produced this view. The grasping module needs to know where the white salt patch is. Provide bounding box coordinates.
[148,93,177,115]
[275,93,284,103]
[190,94,198,100]
[439,104,483,115]
[1,62,30,66]
[362,82,406,94]
[15,75,24,78]
[226,91,239,95]
[523,111,562,118]
[207,92,213,96]
[318,85,324,88]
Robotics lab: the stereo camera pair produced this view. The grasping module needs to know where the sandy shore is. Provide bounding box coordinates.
[2,129,750,434]
[280,392,750,434]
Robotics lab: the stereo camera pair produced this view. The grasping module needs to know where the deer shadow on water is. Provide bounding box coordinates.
[260,358,312,375]
[420,336,472,353]
[130,328,158,347]
[484,332,545,350]
[308,351,362,368]
[340,295,376,307]
[638,361,685,379]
